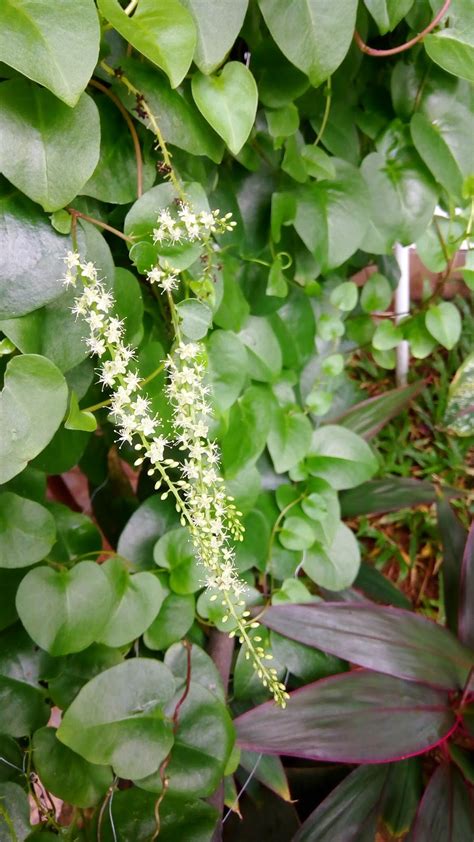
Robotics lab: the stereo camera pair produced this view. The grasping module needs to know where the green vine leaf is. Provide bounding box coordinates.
[0,80,100,212]
[97,0,196,88]
[0,354,68,484]
[192,62,258,155]
[0,493,56,569]
[0,0,100,106]
[16,562,113,656]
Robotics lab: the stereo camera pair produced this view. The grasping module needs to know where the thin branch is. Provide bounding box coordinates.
[67,208,134,243]
[100,60,186,201]
[354,0,451,57]
[89,77,143,198]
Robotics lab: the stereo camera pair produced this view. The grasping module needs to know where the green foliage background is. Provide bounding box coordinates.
[0,0,473,839]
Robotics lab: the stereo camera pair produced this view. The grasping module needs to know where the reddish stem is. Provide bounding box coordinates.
[67,208,134,243]
[89,78,143,198]
[354,0,451,57]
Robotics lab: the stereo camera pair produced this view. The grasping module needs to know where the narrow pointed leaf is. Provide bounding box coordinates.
[437,498,467,634]
[459,522,474,649]
[340,478,461,518]
[332,381,425,440]
[236,671,455,763]
[262,603,473,689]
[409,763,474,841]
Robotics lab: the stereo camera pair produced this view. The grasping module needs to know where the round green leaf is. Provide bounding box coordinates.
[238,316,283,382]
[372,320,404,351]
[57,659,176,779]
[330,281,358,312]
[16,562,113,656]
[0,675,49,737]
[0,493,55,569]
[99,789,218,842]
[405,316,437,359]
[144,593,195,651]
[425,302,462,350]
[97,0,196,88]
[0,354,68,484]
[258,0,358,87]
[0,782,30,841]
[117,494,179,570]
[154,529,202,594]
[0,185,73,318]
[97,557,164,647]
[135,683,234,798]
[176,298,213,340]
[361,151,438,251]
[222,386,274,478]
[0,0,100,107]
[268,409,313,474]
[279,515,318,551]
[206,330,248,412]
[425,29,474,85]
[192,62,258,155]
[361,272,393,313]
[307,425,378,490]
[181,0,249,74]
[303,522,361,590]
[0,80,100,212]
[32,727,112,808]
[48,644,124,711]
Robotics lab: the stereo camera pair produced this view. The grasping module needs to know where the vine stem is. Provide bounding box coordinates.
[89,77,143,198]
[67,208,134,243]
[354,0,451,57]
[100,60,186,201]
[313,77,332,147]
[150,641,192,842]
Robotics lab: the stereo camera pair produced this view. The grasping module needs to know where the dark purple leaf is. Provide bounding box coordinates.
[293,765,389,842]
[458,522,474,649]
[294,760,421,842]
[235,671,456,763]
[437,498,467,634]
[332,380,425,440]
[341,478,461,518]
[262,603,473,689]
[409,763,474,842]
[354,562,411,608]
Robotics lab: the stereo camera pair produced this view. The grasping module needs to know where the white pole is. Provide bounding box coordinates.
[394,243,410,386]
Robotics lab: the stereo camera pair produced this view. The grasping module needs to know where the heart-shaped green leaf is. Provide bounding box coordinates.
[0,354,68,484]
[97,0,196,88]
[425,302,462,350]
[32,727,113,808]
[0,675,49,737]
[16,562,113,656]
[0,80,100,212]
[97,557,165,647]
[192,62,258,154]
[154,529,202,594]
[0,493,56,569]
[268,409,312,474]
[303,522,361,590]
[65,392,97,433]
[0,0,100,106]
[57,659,176,779]
[181,0,249,74]
[135,683,234,798]
[257,0,358,87]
